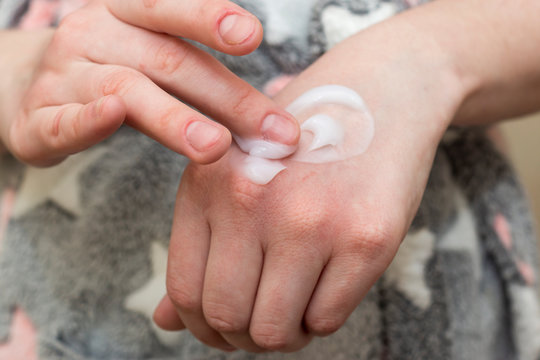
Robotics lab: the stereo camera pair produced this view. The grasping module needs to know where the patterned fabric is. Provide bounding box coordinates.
[1,0,539,359]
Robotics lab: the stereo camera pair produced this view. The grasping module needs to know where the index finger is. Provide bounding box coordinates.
[105,0,263,56]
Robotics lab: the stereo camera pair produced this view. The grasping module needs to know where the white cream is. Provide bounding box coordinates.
[233,136,296,159]
[230,137,291,185]
[301,114,344,152]
[240,156,287,185]
[232,85,375,185]
[286,85,367,114]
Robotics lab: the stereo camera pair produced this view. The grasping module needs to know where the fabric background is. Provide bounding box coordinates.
[0,0,539,359]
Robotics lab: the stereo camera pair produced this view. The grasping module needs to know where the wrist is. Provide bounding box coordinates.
[401,0,540,125]
[367,4,480,131]
[274,15,467,146]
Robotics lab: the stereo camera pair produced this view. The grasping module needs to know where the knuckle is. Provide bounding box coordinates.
[250,326,290,351]
[229,177,264,213]
[345,219,395,264]
[203,301,247,333]
[166,281,200,314]
[292,211,326,236]
[46,107,64,142]
[155,107,184,134]
[41,107,70,153]
[230,87,258,117]
[70,106,85,140]
[276,192,328,231]
[145,39,189,75]
[277,206,332,250]
[305,315,344,336]
[99,68,141,97]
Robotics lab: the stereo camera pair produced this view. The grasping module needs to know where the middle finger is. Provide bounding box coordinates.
[84,8,299,145]
[202,219,265,352]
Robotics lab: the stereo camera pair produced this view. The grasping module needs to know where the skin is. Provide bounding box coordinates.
[0,0,300,166]
[1,0,540,355]
[156,20,462,352]
[155,0,540,353]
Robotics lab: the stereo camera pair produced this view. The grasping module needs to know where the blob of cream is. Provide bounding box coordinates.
[232,85,375,185]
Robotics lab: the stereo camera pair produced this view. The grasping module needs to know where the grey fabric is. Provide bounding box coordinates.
[1,0,539,359]
[0,0,29,28]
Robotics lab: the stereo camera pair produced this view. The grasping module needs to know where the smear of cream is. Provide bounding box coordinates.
[301,114,344,152]
[232,85,375,185]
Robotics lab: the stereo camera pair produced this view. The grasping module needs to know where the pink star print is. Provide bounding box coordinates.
[493,213,536,286]
[493,213,513,250]
[0,308,38,360]
[517,260,536,286]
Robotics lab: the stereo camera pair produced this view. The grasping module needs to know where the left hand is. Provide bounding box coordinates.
[155,14,467,352]
[0,0,299,166]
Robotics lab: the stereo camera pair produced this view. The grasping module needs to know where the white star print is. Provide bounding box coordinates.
[12,147,106,218]
[125,242,181,347]
[321,3,398,50]
[385,228,435,310]
[437,191,481,282]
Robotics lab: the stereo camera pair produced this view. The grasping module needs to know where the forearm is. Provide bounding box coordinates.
[399,0,540,125]
[0,29,54,153]
[273,12,464,143]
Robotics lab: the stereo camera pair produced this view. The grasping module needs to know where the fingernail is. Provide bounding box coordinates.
[186,121,223,152]
[261,114,299,144]
[219,14,255,45]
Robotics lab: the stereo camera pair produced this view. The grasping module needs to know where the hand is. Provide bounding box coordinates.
[0,0,299,166]
[155,14,467,352]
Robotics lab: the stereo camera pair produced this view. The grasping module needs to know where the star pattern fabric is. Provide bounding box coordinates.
[493,212,537,285]
[12,148,106,219]
[0,0,538,358]
[385,227,435,310]
[437,193,481,281]
[320,2,398,49]
[125,242,182,347]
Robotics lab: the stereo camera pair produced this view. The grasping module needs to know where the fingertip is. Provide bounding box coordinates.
[260,112,301,146]
[153,295,186,331]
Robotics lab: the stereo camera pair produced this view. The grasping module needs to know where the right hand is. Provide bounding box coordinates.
[0,0,299,166]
